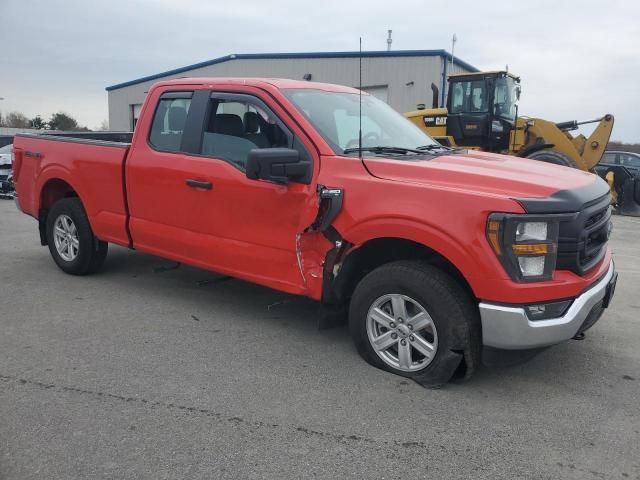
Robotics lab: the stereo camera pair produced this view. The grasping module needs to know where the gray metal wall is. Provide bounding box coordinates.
[108,55,471,131]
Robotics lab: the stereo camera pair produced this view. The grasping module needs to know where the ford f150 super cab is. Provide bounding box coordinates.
[12,78,617,386]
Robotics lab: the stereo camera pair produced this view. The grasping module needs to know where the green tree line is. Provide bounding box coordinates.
[0,110,93,131]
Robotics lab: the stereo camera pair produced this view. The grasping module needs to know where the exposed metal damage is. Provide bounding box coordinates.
[295,185,353,301]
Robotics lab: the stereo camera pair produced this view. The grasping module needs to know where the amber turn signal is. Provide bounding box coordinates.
[487,220,502,255]
[511,243,556,255]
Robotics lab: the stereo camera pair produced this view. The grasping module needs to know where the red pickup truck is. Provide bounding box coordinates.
[12,78,617,386]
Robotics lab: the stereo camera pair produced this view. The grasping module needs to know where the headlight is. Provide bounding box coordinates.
[486,214,562,282]
[515,222,547,242]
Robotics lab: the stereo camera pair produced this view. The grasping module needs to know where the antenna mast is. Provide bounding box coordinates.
[359,37,362,160]
[450,33,457,74]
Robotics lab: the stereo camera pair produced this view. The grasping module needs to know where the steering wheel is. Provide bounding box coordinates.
[345,132,381,150]
[362,131,380,146]
[494,102,507,115]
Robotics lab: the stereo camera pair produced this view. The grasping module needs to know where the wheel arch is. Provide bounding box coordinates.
[325,235,477,307]
[37,172,85,246]
[515,142,554,158]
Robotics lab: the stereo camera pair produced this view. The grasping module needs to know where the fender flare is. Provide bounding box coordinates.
[515,143,555,158]
[35,167,89,245]
[35,165,86,212]
[330,217,483,299]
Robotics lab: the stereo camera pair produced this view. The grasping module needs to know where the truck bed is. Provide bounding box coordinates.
[13,132,132,246]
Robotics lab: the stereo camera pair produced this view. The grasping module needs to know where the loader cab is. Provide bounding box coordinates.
[446,71,520,151]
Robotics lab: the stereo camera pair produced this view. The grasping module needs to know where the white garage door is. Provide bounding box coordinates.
[362,85,389,104]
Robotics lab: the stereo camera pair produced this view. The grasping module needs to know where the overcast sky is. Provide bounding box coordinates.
[1,0,638,141]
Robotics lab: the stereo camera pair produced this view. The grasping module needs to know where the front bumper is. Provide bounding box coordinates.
[479,260,616,349]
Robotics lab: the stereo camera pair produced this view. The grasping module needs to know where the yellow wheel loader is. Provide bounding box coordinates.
[404,71,640,215]
[405,71,614,170]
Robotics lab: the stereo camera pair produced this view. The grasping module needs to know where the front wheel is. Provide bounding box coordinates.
[45,197,108,275]
[349,261,480,387]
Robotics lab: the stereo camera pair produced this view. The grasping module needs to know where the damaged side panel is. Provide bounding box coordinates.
[296,186,355,301]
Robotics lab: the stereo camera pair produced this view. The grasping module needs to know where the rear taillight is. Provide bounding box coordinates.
[12,149,22,182]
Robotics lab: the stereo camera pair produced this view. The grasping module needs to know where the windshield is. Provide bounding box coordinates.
[494,76,518,121]
[0,144,12,154]
[283,89,439,155]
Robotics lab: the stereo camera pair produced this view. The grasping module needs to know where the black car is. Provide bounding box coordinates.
[595,151,640,176]
[0,143,14,199]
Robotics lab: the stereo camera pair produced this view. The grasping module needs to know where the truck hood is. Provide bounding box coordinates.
[362,150,599,201]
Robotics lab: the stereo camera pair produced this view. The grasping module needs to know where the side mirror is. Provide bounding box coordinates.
[246,148,311,184]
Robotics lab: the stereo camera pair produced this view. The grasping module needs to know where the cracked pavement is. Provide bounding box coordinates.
[1,200,639,479]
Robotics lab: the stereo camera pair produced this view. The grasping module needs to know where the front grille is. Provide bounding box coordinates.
[556,193,611,275]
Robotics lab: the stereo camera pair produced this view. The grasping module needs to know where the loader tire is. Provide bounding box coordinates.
[527,149,578,169]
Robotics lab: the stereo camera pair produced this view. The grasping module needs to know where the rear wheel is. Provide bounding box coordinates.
[349,261,480,387]
[526,149,578,168]
[46,198,108,275]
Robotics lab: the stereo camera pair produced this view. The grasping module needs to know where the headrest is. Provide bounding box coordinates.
[243,111,261,133]
[168,106,187,131]
[211,113,244,136]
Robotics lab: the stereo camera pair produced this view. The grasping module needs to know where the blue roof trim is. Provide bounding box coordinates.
[105,49,478,91]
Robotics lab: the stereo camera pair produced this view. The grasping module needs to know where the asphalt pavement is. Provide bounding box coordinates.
[1,199,639,479]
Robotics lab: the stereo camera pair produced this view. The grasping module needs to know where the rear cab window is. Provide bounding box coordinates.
[148,92,193,152]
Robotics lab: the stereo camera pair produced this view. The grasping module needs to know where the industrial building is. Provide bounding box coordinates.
[106,50,477,131]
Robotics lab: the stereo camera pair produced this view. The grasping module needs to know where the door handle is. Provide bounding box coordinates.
[185,179,213,190]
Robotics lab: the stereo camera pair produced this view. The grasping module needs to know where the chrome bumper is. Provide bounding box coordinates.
[479,261,615,350]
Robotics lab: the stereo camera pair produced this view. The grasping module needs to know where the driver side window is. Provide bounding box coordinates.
[200,96,290,169]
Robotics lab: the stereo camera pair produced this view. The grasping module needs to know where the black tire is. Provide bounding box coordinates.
[349,261,480,388]
[45,197,108,275]
[526,149,578,168]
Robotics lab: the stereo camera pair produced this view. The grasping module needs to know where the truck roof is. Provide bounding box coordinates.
[153,77,362,94]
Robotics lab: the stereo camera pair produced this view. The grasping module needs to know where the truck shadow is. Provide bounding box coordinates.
[98,244,347,338]
[98,245,621,391]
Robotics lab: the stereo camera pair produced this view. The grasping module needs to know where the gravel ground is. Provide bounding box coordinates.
[1,199,639,479]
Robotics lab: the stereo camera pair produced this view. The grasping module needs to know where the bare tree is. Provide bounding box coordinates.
[98,120,109,131]
[607,141,640,154]
[5,111,30,128]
